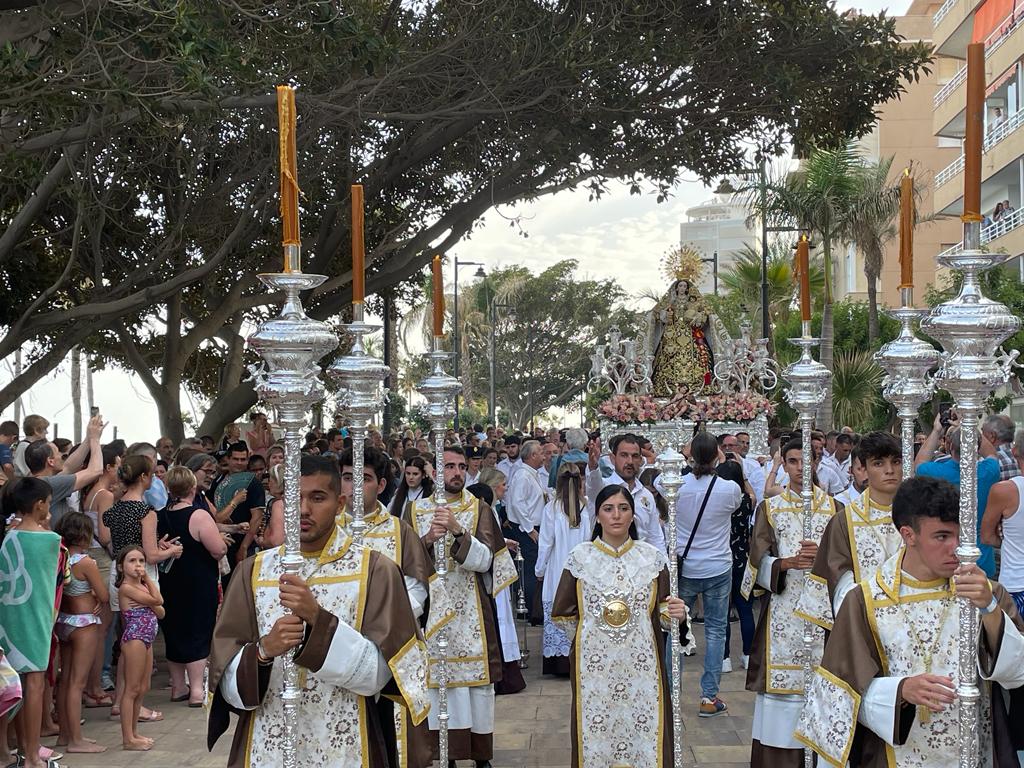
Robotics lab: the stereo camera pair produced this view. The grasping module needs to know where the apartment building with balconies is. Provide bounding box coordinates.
[840,1,964,305]
[930,0,1024,273]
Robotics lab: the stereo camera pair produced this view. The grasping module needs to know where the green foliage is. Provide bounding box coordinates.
[465,260,642,428]
[0,0,932,435]
[713,240,826,338]
[771,299,901,363]
[831,350,886,431]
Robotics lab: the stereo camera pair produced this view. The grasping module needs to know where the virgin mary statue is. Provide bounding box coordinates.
[649,248,715,397]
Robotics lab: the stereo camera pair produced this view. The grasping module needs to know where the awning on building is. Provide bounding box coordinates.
[973,0,1016,43]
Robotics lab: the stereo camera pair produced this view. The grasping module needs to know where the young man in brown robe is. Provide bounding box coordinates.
[206,455,430,768]
[796,431,904,632]
[339,446,450,768]
[407,445,518,768]
[797,475,1024,767]
[741,438,839,767]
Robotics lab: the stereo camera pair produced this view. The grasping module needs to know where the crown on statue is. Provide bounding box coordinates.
[661,244,705,284]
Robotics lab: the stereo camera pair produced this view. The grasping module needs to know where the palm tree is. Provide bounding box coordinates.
[719,241,826,331]
[741,147,862,429]
[831,349,884,431]
[398,271,526,408]
[846,158,938,344]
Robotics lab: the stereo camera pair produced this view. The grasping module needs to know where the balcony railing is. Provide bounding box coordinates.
[933,0,957,26]
[935,66,967,107]
[936,205,1024,259]
[935,107,1024,187]
[933,13,1023,108]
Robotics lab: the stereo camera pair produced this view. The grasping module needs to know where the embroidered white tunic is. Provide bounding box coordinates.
[796,489,900,631]
[406,490,517,746]
[796,550,1024,767]
[552,538,674,768]
[206,527,430,768]
[742,486,836,752]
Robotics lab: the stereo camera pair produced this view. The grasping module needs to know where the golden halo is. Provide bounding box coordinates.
[660,244,704,284]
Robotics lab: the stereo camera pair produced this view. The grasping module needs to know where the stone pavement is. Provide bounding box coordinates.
[56,622,754,768]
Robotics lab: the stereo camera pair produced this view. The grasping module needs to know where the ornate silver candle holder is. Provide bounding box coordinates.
[327,302,388,546]
[921,233,1020,768]
[416,335,462,767]
[782,329,831,768]
[875,288,940,479]
[655,447,685,768]
[247,269,339,768]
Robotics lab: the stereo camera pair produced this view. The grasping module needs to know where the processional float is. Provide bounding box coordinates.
[415,255,462,767]
[586,256,780,768]
[246,86,340,768]
[920,43,1020,768]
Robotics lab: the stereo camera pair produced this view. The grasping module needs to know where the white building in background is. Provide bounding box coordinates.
[679,192,757,296]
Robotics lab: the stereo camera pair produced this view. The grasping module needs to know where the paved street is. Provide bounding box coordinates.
[57,623,754,768]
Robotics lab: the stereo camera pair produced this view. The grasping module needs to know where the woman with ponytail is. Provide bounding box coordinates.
[534,459,592,676]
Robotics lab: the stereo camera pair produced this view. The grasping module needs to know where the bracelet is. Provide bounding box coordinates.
[980,595,999,615]
[256,638,273,664]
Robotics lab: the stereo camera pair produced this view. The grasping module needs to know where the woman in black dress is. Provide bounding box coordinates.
[156,467,227,706]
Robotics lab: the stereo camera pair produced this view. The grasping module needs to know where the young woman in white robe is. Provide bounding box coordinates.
[534,460,592,675]
[552,484,688,768]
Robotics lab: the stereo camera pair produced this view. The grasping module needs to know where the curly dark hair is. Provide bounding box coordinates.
[892,475,959,531]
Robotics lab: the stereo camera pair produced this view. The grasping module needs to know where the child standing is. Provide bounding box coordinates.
[115,545,163,751]
[53,512,108,753]
[0,478,60,768]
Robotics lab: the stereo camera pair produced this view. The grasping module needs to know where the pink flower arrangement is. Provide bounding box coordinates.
[599,391,775,425]
[598,394,661,424]
[698,392,776,423]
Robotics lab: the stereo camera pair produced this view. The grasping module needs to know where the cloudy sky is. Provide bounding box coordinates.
[4,0,910,442]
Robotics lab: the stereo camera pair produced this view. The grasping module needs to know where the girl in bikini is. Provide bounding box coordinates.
[115,545,164,751]
[53,513,109,754]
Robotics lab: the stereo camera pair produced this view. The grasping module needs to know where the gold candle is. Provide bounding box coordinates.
[432,256,444,336]
[963,43,984,223]
[276,85,301,271]
[899,168,914,288]
[351,184,365,302]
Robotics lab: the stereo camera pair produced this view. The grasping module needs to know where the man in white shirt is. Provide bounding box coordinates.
[735,431,766,508]
[496,435,522,486]
[537,441,558,488]
[506,439,547,622]
[585,433,666,552]
[834,452,868,508]
[812,432,847,495]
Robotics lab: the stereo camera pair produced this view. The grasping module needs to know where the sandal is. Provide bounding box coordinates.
[110,707,163,722]
[82,692,114,708]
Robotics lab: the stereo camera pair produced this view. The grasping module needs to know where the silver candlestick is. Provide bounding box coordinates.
[416,335,462,767]
[782,326,832,768]
[656,447,685,768]
[514,547,530,668]
[875,287,940,479]
[247,264,339,768]
[921,223,1020,768]
[327,301,389,546]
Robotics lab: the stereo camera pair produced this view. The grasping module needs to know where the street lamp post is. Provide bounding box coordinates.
[488,300,512,426]
[452,258,485,430]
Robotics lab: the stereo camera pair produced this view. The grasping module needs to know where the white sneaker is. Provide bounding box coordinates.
[721,658,733,673]
[741,654,750,670]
